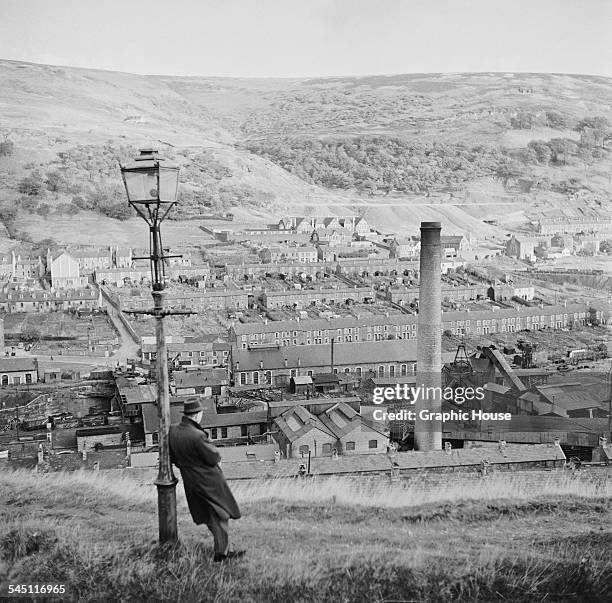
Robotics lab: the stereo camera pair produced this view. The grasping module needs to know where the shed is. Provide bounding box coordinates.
[289,375,313,394]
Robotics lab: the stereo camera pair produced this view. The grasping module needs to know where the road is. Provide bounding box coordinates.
[101,304,141,363]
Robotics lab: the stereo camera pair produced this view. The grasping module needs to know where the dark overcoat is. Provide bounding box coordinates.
[169,416,241,525]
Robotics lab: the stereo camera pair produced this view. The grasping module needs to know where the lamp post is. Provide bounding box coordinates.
[120,148,184,543]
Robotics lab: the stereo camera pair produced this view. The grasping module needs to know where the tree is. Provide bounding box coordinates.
[45,171,65,192]
[576,116,609,148]
[545,111,567,129]
[548,138,578,164]
[18,170,44,196]
[510,112,538,129]
[527,140,552,164]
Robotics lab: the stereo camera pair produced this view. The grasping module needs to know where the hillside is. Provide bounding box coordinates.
[0,469,611,602]
[1,61,612,247]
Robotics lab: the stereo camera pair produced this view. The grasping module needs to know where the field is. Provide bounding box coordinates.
[0,469,610,602]
[13,212,219,251]
[2,311,118,355]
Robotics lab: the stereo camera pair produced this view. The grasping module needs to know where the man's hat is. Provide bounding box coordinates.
[183,398,205,415]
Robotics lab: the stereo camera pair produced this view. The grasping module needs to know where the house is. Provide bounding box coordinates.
[113,247,133,268]
[0,287,99,313]
[259,285,372,310]
[141,336,230,368]
[48,251,87,289]
[273,405,339,458]
[173,368,228,397]
[353,217,370,235]
[389,237,420,260]
[68,248,113,275]
[505,236,546,261]
[203,410,270,445]
[141,404,267,447]
[317,402,388,455]
[0,357,38,386]
[273,403,387,458]
[113,376,156,420]
[232,340,431,387]
[259,246,318,264]
[310,228,353,246]
[440,235,469,258]
[12,254,45,281]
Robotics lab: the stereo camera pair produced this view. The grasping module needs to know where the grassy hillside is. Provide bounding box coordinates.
[1,61,612,247]
[0,469,610,602]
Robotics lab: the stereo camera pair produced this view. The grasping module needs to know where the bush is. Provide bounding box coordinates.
[20,327,41,343]
[18,196,39,212]
[0,140,15,157]
[18,170,44,196]
[0,205,18,223]
[56,203,79,215]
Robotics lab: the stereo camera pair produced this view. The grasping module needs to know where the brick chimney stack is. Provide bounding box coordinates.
[415,222,442,451]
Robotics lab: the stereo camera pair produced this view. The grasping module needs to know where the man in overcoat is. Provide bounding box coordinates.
[169,398,244,562]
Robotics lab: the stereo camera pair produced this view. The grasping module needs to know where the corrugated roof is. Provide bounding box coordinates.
[116,377,157,404]
[535,383,607,411]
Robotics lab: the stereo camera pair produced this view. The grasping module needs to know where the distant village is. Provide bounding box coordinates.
[0,210,611,478]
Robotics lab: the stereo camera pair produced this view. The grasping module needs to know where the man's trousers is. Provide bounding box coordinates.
[205,511,229,555]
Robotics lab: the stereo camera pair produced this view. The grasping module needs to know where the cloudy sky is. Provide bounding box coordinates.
[0,0,610,77]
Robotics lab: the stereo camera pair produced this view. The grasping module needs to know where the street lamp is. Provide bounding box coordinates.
[120,149,181,543]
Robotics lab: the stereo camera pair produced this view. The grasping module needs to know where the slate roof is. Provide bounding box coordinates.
[274,405,336,443]
[218,443,566,479]
[140,396,212,431]
[174,369,228,389]
[266,396,361,416]
[234,341,424,371]
[0,358,37,372]
[201,410,269,429]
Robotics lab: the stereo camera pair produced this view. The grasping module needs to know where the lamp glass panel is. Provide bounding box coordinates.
[123,169,158,202]
[158,167,179,202]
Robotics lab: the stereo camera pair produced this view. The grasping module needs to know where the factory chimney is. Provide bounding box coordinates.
[415,222,442,451]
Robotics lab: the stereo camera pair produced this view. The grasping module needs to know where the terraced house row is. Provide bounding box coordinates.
[230,303,607,348]
[0,287,100,312]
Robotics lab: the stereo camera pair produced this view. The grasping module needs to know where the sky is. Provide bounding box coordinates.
[0,0,610,78]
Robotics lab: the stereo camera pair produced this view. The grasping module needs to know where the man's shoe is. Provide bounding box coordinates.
[213,550,246,563]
